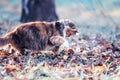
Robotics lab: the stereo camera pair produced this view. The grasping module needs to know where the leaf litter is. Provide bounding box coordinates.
[0,33,120,80]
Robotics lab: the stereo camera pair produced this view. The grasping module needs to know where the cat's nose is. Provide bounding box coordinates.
[74,30,78,33]
[72,29,78,33]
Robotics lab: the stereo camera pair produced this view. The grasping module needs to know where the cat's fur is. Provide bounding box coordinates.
[0,20,78,53]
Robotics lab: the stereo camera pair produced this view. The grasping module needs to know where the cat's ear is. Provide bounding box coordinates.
[55,21,64,30]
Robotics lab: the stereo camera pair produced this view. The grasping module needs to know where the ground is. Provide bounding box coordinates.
[0,0,120,80]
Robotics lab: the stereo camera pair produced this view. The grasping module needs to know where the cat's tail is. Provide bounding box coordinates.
[0,34,12,47]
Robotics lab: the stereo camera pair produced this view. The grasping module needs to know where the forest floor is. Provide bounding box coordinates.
[0,33,120,80]
[0,0,120,80]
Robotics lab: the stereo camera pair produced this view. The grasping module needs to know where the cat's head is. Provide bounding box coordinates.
[55,19,78,37]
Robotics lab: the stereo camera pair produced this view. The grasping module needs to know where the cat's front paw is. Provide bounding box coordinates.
[50,36,65,45]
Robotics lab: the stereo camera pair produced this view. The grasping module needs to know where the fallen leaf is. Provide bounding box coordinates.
[63,55,69,60]
[92,65,105,74]
[68,49,74,53]
[5,64,16,72]
[0,50,8,57]
[72,77,79,80]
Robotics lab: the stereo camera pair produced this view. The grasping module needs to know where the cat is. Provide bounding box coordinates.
[0,19,78,53]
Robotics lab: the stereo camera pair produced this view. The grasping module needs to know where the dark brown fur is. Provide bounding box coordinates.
[0,20,77,53]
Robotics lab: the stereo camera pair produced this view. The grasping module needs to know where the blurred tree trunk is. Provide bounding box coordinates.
[20,0,58,22]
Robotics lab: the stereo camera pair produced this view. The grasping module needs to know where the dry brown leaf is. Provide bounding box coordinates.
[61,78,66,80]
[117,42,120,47]
[52,49,58,54]
[92,50,98,55]
[5,64,16,72]
[92,65,105,74]
[0,50,8,57]
[101,38,112,48]
[72,77,79,80]
[68,49,74,53]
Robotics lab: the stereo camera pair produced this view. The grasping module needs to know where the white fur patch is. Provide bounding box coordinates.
[59,19,72,38]
[63,26,69,38]
[59,38,69,51]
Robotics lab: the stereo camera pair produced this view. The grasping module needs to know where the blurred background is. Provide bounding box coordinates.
[0,0,120,41]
